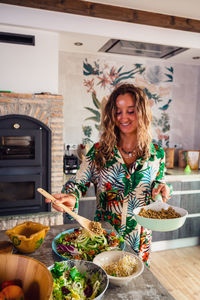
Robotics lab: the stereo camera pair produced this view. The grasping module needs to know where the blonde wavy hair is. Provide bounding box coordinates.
[95,83,152,169]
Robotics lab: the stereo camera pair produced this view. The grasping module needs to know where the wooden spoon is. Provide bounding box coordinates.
[37,188,98,235]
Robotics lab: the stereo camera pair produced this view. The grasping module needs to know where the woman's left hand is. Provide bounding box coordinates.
[152,183,171,203]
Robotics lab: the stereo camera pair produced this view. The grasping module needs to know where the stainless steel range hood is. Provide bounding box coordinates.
[99,39,189,59]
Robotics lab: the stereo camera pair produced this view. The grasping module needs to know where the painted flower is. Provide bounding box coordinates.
[105,182,112,191]
[94,142,99,149]
[83,78,94,93]
[107,191,117,201]
[142,252,149,261]
[12,236,21,246]
[97,74,111,88]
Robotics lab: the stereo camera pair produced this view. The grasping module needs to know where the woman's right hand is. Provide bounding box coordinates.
[45,193,76,212]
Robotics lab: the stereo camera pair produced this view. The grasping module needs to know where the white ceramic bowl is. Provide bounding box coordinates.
[48,259,109,299]
[93,250,144,286]
[133,202,188,232]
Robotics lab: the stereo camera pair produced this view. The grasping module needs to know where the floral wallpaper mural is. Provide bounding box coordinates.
[82,58,173,148]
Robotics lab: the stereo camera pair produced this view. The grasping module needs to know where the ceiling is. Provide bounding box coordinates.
[83,0,200,20]
[59,31,200,66]
[1,1,200,65]
[59,0,200,65]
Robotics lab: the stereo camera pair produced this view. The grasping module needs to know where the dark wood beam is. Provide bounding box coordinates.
[1,0,200,33]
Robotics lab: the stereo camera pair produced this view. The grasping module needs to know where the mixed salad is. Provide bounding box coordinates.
[55,228,124,261]
[51,262,101,300]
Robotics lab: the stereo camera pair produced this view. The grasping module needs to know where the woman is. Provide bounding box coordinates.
[46,83,171,266]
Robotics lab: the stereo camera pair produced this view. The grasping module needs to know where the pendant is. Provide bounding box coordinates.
[128,152,132,158]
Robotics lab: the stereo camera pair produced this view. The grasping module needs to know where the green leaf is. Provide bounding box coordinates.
[84,107,100,122]
[51,262,66,277]
[85,116,100,122]
[117,65,124,73]
[105,157,118,168]
[131,172,144,190]
[166,67,174,73]
[123,177,131,197]
[99,192,107,209]
[92,92,101,109]
[164,74,173,82]
[95,124,100,130]
[135,63,142,68]
[126,216,137,229]
[70,267,81,280]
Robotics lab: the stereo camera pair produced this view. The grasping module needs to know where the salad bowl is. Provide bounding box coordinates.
[93,250,144,286]
[0,254,53,300]
[52,227,125,261]
[133,202,188,232]
[48,260,109,300]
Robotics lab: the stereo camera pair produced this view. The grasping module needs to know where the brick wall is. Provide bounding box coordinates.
[0,92,64,228]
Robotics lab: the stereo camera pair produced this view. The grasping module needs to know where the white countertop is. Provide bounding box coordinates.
[64,168,200,187]
[165,167,200,182]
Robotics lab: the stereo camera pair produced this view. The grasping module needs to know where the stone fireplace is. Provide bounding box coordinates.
[0,92,64,229]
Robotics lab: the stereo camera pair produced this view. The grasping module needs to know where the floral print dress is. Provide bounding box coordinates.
[62,143,171,267]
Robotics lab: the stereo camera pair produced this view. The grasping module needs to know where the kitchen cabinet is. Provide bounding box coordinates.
[152,168,200,251]
[63,170,200,251]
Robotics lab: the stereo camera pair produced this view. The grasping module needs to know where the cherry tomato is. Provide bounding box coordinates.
[1,280,22,291]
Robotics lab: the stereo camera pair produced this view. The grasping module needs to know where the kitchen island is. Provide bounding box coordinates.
[152,167,200,251]
[0,222,174,299]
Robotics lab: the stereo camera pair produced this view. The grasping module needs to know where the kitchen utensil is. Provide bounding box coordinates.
[187,150,199,170]
[63,144,79,174]
[164,148,175,169]
[37,188,95,235]
[6,221,49,253]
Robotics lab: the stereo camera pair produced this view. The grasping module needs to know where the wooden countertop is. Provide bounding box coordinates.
[0,222,174,299]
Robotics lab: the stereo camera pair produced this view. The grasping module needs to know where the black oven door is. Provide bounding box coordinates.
[0,173,48,215]
[0,129,42,166]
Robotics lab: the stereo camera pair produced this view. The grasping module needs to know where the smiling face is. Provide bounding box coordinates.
[115,93,138,135]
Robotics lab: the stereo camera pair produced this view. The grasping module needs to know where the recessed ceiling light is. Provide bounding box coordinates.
[74,42,83,46]
[192,56,200,59]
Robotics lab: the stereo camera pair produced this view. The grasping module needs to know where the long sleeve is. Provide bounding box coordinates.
[61,147,96,213]
[151,146,173,198]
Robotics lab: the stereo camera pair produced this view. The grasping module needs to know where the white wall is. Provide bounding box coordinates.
[194,70,200,152]
[0,25,59,94]
[170,64,199,150]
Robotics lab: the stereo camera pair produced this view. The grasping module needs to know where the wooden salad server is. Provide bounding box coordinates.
[37,188,101,235]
